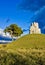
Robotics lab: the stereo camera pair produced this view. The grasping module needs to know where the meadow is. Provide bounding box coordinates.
[0,34,45,65]
[0,34,45,49]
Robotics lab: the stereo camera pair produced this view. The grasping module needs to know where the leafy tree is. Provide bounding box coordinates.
[4,24,23,37]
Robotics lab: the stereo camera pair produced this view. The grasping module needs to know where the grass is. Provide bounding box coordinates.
[0,49,45,65]
[0,34,45,65]
[0,34,45,50]
[7,34,45,49]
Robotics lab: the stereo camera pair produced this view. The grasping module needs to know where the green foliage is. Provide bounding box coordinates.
[4,24,23,37]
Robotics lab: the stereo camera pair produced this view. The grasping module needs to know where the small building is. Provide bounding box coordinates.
[30,22,41,34]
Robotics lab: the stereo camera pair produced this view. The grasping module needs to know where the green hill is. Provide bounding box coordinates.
[0,34,45,65]
[4,34,45,50]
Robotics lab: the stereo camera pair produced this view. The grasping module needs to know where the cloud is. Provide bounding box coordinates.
[20,0,45,11]
[43,26,45,29]
[29,6,45,33]
[20,0,45,33]
[6,18,10,23]
[23,29,29,32]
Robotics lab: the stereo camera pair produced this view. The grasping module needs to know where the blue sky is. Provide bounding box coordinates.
[0,0,33,34]
[0,0,45,34]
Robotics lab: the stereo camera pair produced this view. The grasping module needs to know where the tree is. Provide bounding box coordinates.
[4,24,23,37]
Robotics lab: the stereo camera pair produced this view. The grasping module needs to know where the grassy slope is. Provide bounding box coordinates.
[4,34,45,50]
[0,34,45,65]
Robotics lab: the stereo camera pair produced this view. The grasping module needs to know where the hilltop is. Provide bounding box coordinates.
[1,34,45,50]
[0,34,45,65]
